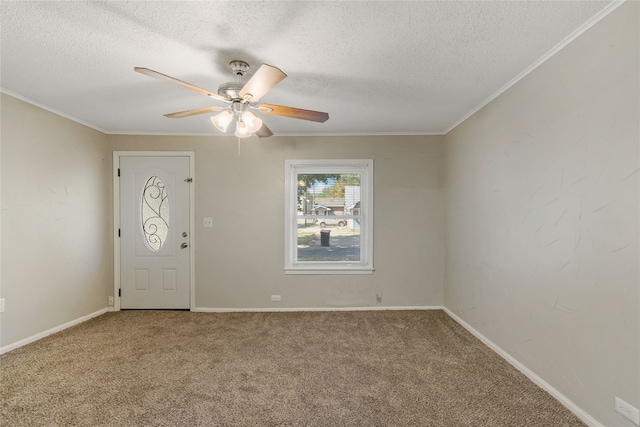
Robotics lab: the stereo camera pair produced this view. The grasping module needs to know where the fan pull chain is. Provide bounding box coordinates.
[237,137,241,156]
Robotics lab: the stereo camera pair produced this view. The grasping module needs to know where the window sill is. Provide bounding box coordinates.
[285,268,374,275]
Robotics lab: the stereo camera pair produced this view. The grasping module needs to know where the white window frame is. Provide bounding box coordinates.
[284,159,374,274]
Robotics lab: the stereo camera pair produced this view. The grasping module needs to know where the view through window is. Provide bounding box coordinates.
[297,173,362,262]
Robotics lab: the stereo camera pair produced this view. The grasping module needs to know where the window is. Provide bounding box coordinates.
[141,175,170,252]
[285,159,373,274]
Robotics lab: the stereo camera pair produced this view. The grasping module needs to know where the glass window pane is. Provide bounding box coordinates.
[297,172,361,219]
[141,176,169,252]
[295,173,363,263]
[296,221,361,262]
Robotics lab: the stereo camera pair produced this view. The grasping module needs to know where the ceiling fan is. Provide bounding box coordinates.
[134,60,329,138]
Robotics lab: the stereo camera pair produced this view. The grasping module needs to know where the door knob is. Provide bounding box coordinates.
[181,243,188,249]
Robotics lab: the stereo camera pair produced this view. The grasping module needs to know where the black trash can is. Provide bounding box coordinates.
[320,229,331,247]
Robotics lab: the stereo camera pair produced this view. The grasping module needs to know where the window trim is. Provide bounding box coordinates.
[284,159,374,275]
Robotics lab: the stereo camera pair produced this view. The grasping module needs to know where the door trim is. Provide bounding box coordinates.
[113,151,195,311]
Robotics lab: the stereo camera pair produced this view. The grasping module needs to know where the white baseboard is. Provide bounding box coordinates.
[194,305,445,313]
[442,307,604,427]
[1,307,109,355]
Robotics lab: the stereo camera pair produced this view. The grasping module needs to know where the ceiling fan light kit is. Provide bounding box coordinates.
[135,60,329,138]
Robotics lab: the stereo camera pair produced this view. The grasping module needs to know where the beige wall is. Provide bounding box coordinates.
[1,93,111,347]
[443,3,639,426]
[109,135,445,309]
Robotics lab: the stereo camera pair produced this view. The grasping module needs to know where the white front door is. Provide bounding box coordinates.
[119,156,191,309]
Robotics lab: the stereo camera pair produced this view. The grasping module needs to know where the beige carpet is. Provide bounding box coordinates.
[1,310,585,426]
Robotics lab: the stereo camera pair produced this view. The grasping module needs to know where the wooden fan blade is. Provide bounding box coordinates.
[239,64,287,102]
[259,103,329,123]
[134,67,228,102]
[164,106,227,118]
[255,123,273,138]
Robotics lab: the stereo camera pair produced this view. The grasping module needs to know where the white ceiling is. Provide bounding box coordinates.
[0,1,616,136]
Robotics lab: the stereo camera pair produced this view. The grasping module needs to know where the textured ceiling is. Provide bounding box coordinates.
[0,1,616,136]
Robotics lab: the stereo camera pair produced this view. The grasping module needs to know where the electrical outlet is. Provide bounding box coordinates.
[0,298,5,313]
[376,293,382,303]
[108,296,114,306]
[203,217,213,228]
[616,396,640,425]
[271,295,281,302]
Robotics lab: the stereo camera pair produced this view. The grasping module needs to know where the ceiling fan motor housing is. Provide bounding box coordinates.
[217,81,244,100]
[218,60,251,100]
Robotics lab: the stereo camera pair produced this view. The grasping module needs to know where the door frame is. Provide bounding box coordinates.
[113,151,195,311]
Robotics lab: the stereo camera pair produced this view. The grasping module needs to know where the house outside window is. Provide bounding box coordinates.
[284,159,373,274]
